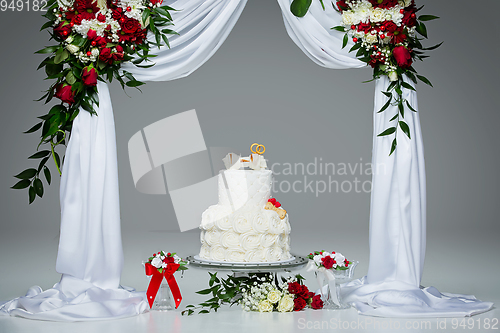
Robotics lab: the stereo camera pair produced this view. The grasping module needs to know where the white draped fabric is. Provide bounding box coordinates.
[277,0,493,317]
[0,0,247,321]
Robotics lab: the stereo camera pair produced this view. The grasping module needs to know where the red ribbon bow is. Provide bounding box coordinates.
[145,262,182,309]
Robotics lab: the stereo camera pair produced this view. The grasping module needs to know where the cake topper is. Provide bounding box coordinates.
[222,143,268,170]
[250,143,266,155]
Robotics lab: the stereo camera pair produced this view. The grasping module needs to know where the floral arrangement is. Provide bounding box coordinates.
[307,250,350,270]
[182,273,322,315]
[12,0,176,202]
[147,251,188,273]
[291,0,441,155]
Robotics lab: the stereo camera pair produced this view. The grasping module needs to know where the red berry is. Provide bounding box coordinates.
[91,41,97,46]
[380,34,385,39]
[120,18,125,23]
[62,30,68,36]
[167,253,171,256]
[373,45,377,49]
[353,37,358,43]
[351,25,356,30]
[377,51,381,56]
[411,13,416,18]
[126,6,131,11]
[70,22,74,27]
[332,251,335,254]
[400,9,404,14]
[86,51,91,56]
[333,260,337,264]
[380,26,386,31]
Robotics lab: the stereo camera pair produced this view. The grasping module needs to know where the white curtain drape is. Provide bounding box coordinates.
[0,0,248,321]
[277,0,493,317]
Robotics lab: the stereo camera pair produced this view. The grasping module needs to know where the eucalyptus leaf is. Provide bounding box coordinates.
[29,186,36,204]
[24,122,43,134]
[11,179,31,190]
[377,127,396,137]
[29,150,51,159]
[389,138,397,156]
[34,178,44,197]
[399,121,411,139]
[290,0,312,17]
[15,169,37,180]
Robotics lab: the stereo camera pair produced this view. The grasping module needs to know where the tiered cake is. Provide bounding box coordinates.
[198,145,291,262]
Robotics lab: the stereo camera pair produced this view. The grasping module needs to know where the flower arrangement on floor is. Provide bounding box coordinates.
[144,251,187,309]
[291,0,441,154]
[182,273,322,315]
[12,0,176,202]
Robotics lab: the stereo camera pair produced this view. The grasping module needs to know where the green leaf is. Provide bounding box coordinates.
[349,43,361,52]
[72,35,86,47]
[399,121,411,139]
[44,167,52,185]
[422,41,443,51]
[40,21,53,31]
[11,179,31,189]
[398,100,404,118]
[342,33,348,49]
[29,186,36,204]
[34,178,44,197]
[38,156,50,173]
[45,63,63,77]
[382,91,393,98]
[401,82,416,91]
[198,310,210,314]
[377,127,396,137]
[418,15,439,21]
[416,22,428,38]
[35,46,59,54]
[29,150,51,159]
[196,288,213,295]
[378,98,392,113]
[66,71,77,85]
[331,26,346,32]
[126,80,145,87]
[54,49,69,64]
[24,122,43,134]
[389,138,397,156]
[417,74,433,87]
[319,0,325,10]
[290,0,312,17]
[15,169,37,180]
[406,100,417,112]
[389,114,399,122]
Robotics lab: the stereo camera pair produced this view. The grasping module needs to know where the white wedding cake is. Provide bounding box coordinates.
[199,145,292,262]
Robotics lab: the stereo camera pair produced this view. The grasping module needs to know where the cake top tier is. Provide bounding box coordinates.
[222,143,267,171]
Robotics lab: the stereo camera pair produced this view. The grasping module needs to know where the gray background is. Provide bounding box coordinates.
[0,0,499,331]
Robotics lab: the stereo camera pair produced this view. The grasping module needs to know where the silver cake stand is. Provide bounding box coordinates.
[186,255,308,273]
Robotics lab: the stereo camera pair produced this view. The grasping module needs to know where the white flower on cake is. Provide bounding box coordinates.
[232,214,252,233]
[226,249,246,262]
[261,233,279,248]
[210,245,227,261]
[258,300,273,312]
[264,246,283,262]
[204,229,222,247]
[267,290,282,304]
[251,213,269,233]
[244,249,265,262]
[277,294,294,312]
[200,244,210,258]
[220,231,241,249]
[240,232,263,251]
[268,213,284,234]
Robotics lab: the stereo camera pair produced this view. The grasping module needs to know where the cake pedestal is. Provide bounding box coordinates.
[186,255,308,273]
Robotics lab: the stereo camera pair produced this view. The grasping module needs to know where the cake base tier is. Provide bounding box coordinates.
[186,255,308,272]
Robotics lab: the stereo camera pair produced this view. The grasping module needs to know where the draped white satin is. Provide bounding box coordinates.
[277,0,493,317]
[1,0,247,321]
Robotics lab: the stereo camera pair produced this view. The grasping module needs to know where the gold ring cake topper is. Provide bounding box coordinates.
[251,143,266,155]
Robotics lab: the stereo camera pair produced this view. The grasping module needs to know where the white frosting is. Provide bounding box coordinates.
[199,169,291,262]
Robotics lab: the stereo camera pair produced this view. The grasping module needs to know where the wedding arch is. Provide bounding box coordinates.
[0,0,492,321]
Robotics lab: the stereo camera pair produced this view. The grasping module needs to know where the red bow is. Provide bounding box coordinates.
[145,262,182,309]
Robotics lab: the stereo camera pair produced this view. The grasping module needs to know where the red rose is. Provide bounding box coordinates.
[112,45,124,62]
[112,7,123,20]
[97,13,106,22]
[288,282,301,295]
[121,17,141,34]
[100,47,113,64]
[369,0,398,9]
[298,285,310,299]
[94,36,107,48]
[383,21,398,34]
[321,256,334,269]
[53,22,71,40]
[311,295,324,310]
[150,0,163,5]
[402,10,417,27]
[71,14,84,26]
[55,84,75,104]
[87,29,97,40]
[393,45,413,68]
[82,66,98,86]
[163,256,175,264]
[293,297,307,311]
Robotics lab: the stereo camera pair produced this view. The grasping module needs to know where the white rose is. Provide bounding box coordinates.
[335,253,346,267]
[220,231,241,249]
[226,249,246,262]
[370,8,385,23]
[277,295,294,312]
[210,245,227,261]
[199,244,211,259]
[313,254,322,265]
[267,290,282,304]
[66,44,80,54]
[388,71,398,82]
[150,257,163,268]
[264,246,282,262]
[341,11,356,26]
[240,232,262,251]
[252,212,269,233]
[204,229,222,247]
[245,249,265,262]
[363,33,378,44]
[232,214,252,233]
[261,234,279,248]
[258,300,273,312]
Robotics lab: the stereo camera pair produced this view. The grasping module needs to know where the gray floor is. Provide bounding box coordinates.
[0,226,498,333]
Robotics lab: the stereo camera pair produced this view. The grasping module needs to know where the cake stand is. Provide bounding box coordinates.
[186,255,308,273]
